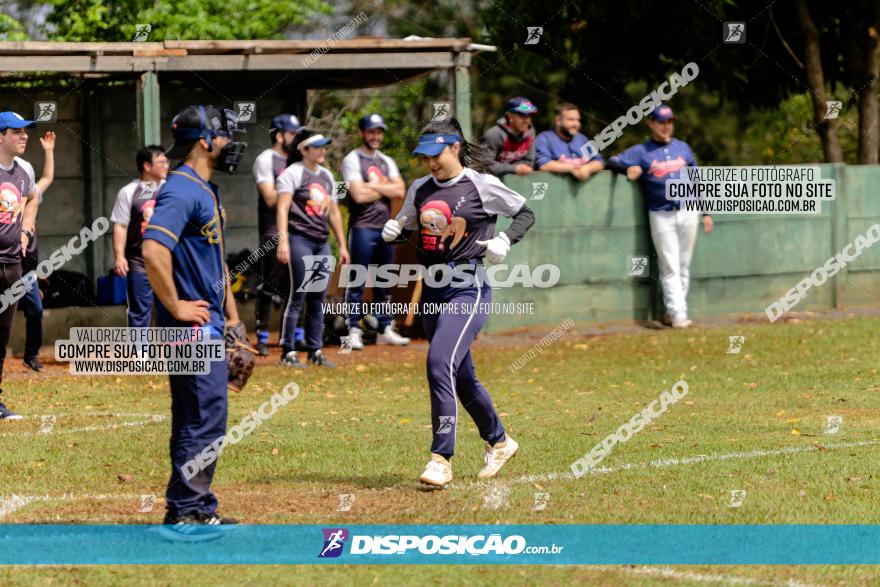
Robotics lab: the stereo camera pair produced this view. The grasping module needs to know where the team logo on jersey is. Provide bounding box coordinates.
[365,164,387,184]
[298,255,337,293]
[200,210,222,244]
[140,200,156,235]
[437,416,455,434]
[305,182,330,216]
[0,181,23,225]
[647,156,687,178]
[419,200,466,252]
[319,528,349,558]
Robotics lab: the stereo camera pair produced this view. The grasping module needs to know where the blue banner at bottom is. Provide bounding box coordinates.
[1,525,879,564]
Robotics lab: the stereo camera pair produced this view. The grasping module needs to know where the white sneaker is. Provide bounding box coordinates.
[477,435,519,479]
[671,317,692,329]
[378,325,410,346]
[419,454,453,487]
[347,327,365,350]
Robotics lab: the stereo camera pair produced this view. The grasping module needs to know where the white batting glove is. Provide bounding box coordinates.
[381,216,407,242]
[476,232,510,264]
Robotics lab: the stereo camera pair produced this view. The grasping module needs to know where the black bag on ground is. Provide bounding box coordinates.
[42,270,97,308]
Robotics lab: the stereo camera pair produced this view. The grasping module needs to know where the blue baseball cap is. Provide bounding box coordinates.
[359,113,387,131]
[506,97,537,115]
[0,111,36,131]
[649,104,677,122]
[411,133,460,157]
[271,113,303,133]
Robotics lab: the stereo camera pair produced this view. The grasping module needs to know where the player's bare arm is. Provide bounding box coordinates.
[346,180,384,204]
[20,190,38,256]
[328,201,350,265]
[112,223,129,276]
[275,192,292,264]
[539,160,575,173]
[142,239,210,324]
[36,131,55,194]
[257,181,278,209]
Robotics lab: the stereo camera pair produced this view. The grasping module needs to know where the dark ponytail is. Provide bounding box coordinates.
[418,117,491,173]
[286,128,315,166]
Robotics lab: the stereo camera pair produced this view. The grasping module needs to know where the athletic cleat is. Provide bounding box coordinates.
[280,351,306,368]
[671,317,692,329]
[378,325,410,346]
[256,342,269,357]
[308,350,336,368]
[0,401,22,421]
[477,435,519,479]
[347,327,365,351]
[419,454,453,487]
[23,357,42,372]
[201,512,240,525]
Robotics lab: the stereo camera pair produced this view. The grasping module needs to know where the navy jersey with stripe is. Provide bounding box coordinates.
[396,167,526,265]
[142,164,226,330]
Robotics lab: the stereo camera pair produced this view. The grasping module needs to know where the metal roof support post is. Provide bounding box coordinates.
[136,70,161,146]
[453,52,472,140]
[84,82,106,282]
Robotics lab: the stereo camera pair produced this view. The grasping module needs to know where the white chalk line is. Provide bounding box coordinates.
[0,414,166,436]
[587,565,827,587]
[468,439,880,491]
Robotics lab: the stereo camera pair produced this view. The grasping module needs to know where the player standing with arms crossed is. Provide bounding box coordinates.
[275,129,349,368]
[342,113,410,349]
[20,131,56,372]
[252,114,302,356]
[381,118,535,487]
[606,105,713,328]
[0,112,40,420]
[111,146,168,328]
[142,104,246,529]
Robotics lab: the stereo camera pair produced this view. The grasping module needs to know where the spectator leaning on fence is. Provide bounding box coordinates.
[480,96,537,178]
[534,103,604,181]
[605,104,713,329]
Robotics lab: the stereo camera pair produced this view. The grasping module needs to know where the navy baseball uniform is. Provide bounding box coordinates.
[396,166,532,458]
[275,161,336,355]
[111,179,162,327]
[143,164,228,518]
[606,105,703,325]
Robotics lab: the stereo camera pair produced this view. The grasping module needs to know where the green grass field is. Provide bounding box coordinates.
[1,314,879,585]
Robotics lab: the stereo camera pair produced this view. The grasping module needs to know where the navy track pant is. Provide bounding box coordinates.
[421,263,505,458]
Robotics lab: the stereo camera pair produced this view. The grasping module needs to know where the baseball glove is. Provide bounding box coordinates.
[225,321,257,393]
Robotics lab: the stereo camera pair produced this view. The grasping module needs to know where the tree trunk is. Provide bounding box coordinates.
[795,0,844,162]
[858,24,880,164]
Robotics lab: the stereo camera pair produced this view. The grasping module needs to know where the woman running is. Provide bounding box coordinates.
[382,118,536,487]
[276,129,349,368]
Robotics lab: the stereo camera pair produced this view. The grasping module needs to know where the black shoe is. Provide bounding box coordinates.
[280,351,306,369]
[0,401,22,421]
[308,350,336,368]
[201,512,240,525]
[23,357,42,372]
[256,342,269,357]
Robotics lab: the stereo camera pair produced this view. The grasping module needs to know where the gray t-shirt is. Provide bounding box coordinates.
[275,162,336,241]
[0,157,36,264]
[341,149,400,229]
[396,167,525,265]
[111,178,164,271]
